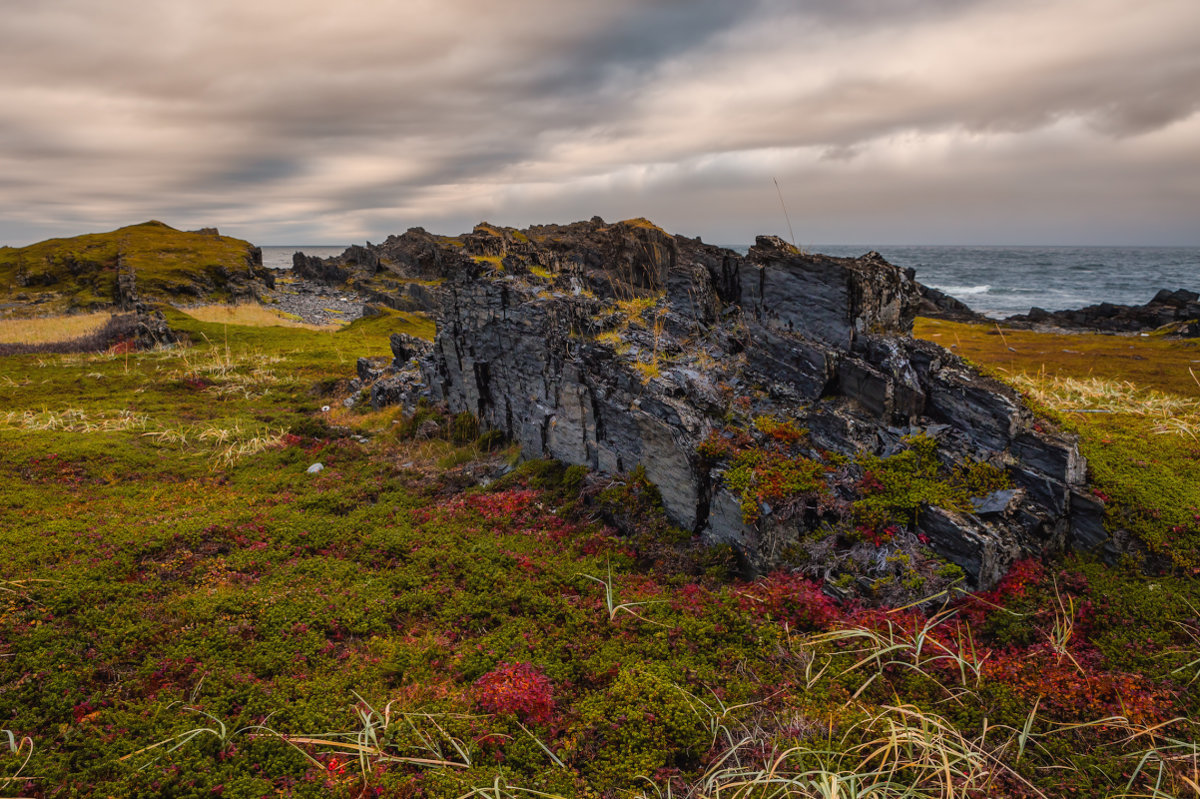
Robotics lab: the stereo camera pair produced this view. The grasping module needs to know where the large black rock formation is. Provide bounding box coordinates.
[315,219,1095,591]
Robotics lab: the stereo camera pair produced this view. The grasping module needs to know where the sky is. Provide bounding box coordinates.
[1,0,1197,247]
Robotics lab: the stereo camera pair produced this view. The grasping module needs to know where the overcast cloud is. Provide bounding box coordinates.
[1,0,1197,246]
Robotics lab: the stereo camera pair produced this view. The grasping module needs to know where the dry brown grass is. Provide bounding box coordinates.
[0,312,111,344]
[178,304,339,331]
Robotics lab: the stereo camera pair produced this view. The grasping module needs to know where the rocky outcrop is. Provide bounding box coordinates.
[1004,288,1200,336]
[916,283,988,323]
[353,218,1093,592]
[109,263,178,348]
[291,227,475,314]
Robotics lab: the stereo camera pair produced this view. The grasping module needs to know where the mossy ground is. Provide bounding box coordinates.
[0,315,1197,797]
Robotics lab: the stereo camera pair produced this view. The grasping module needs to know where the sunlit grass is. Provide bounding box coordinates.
[1001,371,1200,439]
[0,311,111,344]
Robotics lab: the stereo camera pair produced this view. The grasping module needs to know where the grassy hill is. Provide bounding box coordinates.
[0,221,270,316]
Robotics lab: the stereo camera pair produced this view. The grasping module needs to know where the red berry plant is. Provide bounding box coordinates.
[474,661,555,725]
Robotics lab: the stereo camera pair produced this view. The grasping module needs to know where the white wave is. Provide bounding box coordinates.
[929,284,991,295]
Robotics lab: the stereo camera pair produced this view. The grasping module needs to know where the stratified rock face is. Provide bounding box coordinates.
[742,237,917,350]
[359,218,1090,591]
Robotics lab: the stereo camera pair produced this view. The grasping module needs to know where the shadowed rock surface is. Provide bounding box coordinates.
[293,227,469,314]
[1004,288,1200,336]
[340,218,1094,591]
[916,283,989,323]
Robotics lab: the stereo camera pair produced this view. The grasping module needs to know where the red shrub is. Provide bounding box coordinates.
[737,571,841,631]
[474,662,555,725]
[983,644,1173,726]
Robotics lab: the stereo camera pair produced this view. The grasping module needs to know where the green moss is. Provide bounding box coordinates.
[752,414,806,445]
[569,664,708,788]
[472,254,505,270]
[342,307,435,341]
[853,434,1009,529]
[724,449,827,524]
[617,217,666,233]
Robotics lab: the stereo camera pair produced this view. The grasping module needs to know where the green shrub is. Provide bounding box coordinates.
[567,664,708,788]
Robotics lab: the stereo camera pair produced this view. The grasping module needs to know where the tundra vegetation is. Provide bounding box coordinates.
[0,305,1198,798]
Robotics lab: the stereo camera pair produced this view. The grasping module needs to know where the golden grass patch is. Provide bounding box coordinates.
[913,317,1200,398]
[179,303,339,331]
[914,317,1200,441]
[0,311,112,344]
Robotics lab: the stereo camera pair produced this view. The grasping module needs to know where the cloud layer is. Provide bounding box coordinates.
[1,0,1197,245]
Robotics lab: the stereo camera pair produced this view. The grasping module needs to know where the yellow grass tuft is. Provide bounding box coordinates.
[179,304,340,331]
[1002,371,1200,439]
[0,312,111,344]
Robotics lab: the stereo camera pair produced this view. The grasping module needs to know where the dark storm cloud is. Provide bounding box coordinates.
[521,0,754,94]
[0,0,1196,245]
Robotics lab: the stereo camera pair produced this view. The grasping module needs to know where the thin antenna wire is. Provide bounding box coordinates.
[773,177,797,248]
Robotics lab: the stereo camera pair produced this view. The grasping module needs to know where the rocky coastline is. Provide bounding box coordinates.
[1003,287,1200,336]
[918,281,1200,337]
[259,273,367,327]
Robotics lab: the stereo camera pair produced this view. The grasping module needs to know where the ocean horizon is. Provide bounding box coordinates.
[262,243,1200,320]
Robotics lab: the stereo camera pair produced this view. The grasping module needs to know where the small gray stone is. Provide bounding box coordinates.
[306,462,324,474]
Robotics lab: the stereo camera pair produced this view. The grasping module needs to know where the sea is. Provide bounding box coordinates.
[262,244,1200,320]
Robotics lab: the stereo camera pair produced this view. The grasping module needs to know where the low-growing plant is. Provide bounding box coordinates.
[474,662,555,725]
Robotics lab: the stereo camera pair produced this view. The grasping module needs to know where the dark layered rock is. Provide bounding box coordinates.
[111,265,178,348]
[916,283,988,323]
[291,226,477,315]
[115,257,139,311]
[293,251,353,284]
[350,218,1097,591]
[742,238,919,349]
[131,305,178,349]
[1005,288,1200,336]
